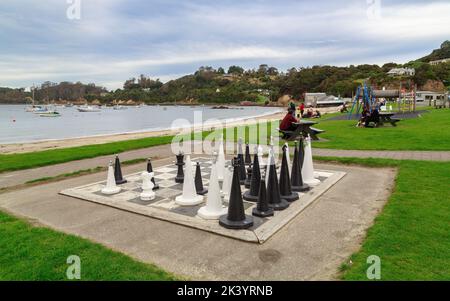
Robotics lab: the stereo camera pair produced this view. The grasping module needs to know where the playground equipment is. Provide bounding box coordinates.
[348,83,416,119]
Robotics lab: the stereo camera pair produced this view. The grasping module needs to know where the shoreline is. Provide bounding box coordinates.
[0,111,284,154]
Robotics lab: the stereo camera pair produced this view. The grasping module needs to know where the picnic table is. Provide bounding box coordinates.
[378,112,401,127]
[279,120,325,141]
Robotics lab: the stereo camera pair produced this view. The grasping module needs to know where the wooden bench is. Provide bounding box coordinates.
[278,121,325,141]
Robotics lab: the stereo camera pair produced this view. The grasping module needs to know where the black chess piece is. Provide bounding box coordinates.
[243,153,261,202]
[291,142,309,192]
[114,155,127,185]
[244,164,252,189]
[147,158,159,190]
[252,176,274,217]
[195,162,208,195]
[244,143,252,166]
[237,140,246,185]
[175,152,185,183]
[279,145,299,202]
[299,137,305,168]
[266,154,289,211]
[219,157,254,229]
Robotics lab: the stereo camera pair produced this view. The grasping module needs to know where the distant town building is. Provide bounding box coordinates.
[429,58,450,65]
[304,93,347,107]
[387,68,415,76]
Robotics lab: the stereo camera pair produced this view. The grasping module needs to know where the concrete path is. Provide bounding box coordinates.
[0,142,448,189]
[0,159,397,280]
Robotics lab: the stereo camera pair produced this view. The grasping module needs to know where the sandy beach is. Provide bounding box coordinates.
[0,111,285,154]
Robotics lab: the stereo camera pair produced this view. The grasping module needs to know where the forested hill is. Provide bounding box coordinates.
[2,41,450,105]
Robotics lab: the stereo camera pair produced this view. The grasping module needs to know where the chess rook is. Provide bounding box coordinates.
[101,160,121,195]
[114,155,127,185]
[175,152,185,183]
[147,158,159,190]
[219,157,254,229]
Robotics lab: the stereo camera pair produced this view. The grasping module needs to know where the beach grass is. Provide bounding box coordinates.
[315,157,450,280]
[312,109,450,150]
[0,210,178,280]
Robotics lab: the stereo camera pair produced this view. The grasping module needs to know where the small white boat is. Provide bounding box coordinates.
[39,111,61,117]
[77,105,101,112]
[113,105,127,110]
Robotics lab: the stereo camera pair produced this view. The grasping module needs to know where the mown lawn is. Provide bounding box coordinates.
[0,210,178,280]
[315,157,450,280]
[313,109,450,150]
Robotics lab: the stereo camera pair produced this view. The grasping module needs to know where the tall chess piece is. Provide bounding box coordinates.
[175,155,204,206]
[265,146,273,186]
[284,143,292,177]
[217,135,226,181]
[221,165,233,201]
[140,171,156,201]
[266,151,289,211]
[175,151,185,183]
[219,157,254,229]
[291,141,310,192]
[298,137,305,168]
[195,162,208,195]
[279,145,299,202]
[101,160,121,195]
[197,159,227,220]
[114,155,127,184]
[302,136,320,186]
[252,176,274,217]
[257,145,265,167]
[243,151,261,202]
[244,143,252,166]
[243,143,252,188]
[237,138,246,185]
[147,158,159,190]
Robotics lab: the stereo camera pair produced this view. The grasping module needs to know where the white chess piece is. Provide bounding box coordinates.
[216,135,226,181]
[197,160,227,219]
[175,155,204,206]
[284,143,292,177]
[140,171,156,201]
[302,136,320,186]
[221,165,232,201]
[257,145,265,167]
[101,161,121,195]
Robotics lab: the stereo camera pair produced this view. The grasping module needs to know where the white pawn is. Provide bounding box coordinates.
[175,155,204,206]
[101,160,121,195]
[197,160,227,219]
[140,171,155,201]
[302,136,321,186]
[221,165,233,201]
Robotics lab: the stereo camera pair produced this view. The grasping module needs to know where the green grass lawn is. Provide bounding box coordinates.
[313,109,450,150]
[315,157,450,280]
[0,210,178,280]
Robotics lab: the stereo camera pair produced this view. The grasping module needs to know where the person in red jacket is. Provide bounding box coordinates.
[280,107,299,131]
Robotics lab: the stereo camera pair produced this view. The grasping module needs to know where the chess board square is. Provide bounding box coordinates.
[128,195,164,206]
[158,180,178,188]
[156,173,176,180]
[169,204,204,217]
[158,188,182,198]
[156,167,176,173]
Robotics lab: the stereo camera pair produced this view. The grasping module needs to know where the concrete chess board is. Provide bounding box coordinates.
[60,157,346,243]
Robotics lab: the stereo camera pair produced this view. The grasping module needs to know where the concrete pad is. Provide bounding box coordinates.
[0,160,396,280]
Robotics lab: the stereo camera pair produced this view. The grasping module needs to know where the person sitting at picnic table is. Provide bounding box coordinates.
[313,110,322,118]
[302,107,314,118]
[280,107,299,132]
[298,103,305,118]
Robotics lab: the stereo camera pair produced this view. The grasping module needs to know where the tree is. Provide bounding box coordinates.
[217,67,225,74]
[227,65,244,74]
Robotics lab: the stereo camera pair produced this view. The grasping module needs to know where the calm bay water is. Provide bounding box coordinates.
[0,105,282,144]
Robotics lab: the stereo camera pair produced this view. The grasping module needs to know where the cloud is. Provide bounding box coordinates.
[0,0,449,90]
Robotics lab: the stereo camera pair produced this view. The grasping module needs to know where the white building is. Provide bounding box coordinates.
[429,58,450,66]
[387,68,415,76]
[415,91,447,106]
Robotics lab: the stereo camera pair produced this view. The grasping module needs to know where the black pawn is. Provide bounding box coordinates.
[299,137,305,168]
[243,153,261,202]
[266,155,289,211]
[175,152,184,183]
[279,145,299,202]
[114,155,127,185]
[147,158,159,190]
[252,177,274,217]
[219,157,254,229]
[195,162,208,195]
[291,142,309,192]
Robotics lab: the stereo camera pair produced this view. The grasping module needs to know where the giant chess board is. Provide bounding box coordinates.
[60,157,346,243]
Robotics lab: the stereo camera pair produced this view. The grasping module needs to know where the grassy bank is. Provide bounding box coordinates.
[316,157,450,280]
[0,210,178,280]
[313,109,450,150]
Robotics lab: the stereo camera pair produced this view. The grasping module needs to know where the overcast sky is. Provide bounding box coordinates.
[1,0,450,90]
